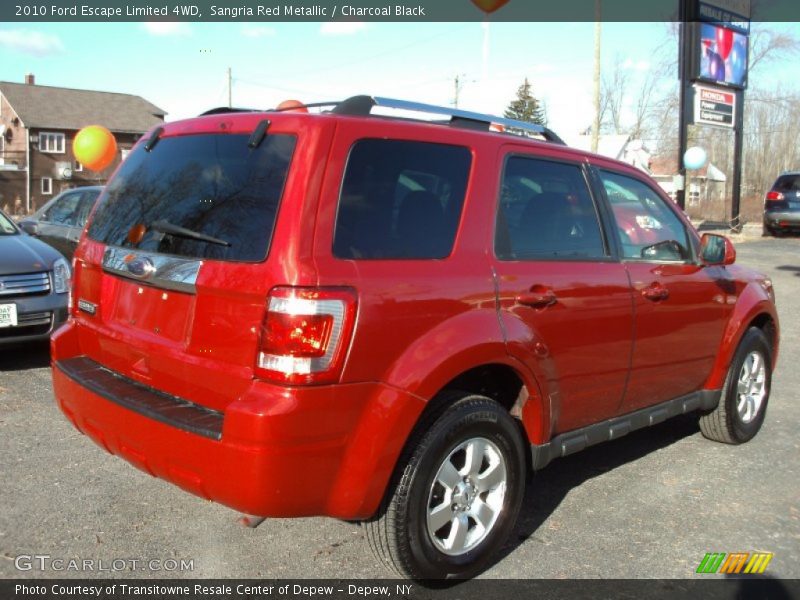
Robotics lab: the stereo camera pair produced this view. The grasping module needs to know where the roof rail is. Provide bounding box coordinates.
[200,107,258,116]
[199,96,566,145]
[332,95,566,145]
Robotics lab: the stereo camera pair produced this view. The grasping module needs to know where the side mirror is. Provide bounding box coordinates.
[700,233,735,266]
[19,220,39,236]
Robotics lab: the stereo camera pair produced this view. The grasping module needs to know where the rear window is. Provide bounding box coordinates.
[773,175,800,193]
[333,139,471,259]
[88,133,296,262]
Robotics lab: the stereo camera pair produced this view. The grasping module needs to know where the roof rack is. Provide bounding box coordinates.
[332,96,566,145]
[200,95,565,145]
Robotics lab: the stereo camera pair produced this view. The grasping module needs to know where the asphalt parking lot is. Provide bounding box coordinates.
[1,237,798,581]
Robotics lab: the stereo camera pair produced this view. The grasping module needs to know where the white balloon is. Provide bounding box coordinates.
[684,146,708,170]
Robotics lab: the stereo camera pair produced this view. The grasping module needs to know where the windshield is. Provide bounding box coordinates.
[0,211,18,235]
[88,132,297,262]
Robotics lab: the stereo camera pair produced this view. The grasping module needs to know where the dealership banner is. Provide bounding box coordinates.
[3,0,799,22]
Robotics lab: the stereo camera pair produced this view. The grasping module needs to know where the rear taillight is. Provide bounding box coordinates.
[766,191,785,202]
[256,287,357,385]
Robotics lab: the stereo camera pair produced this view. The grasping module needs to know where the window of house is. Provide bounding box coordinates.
[41,177,53,195]
[38,132,65,153]
[120,148,130,162]
[74,161,84,172]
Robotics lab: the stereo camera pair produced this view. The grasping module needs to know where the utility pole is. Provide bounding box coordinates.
[453,75,461,108]
[227,67,232,108]
[591,1,601,153]
[676,0,691,211]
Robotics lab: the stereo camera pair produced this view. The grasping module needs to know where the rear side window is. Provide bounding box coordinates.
[495,157,605,260]
[88,133,296,262]
[333,139,471,259]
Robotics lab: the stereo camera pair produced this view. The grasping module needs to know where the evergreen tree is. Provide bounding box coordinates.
[504,78,546,126]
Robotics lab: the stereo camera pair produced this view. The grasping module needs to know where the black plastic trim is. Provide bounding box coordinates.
[57,357,224,441]
[530,390,721,470]
[248,119,270,149]
[143,127,164,152]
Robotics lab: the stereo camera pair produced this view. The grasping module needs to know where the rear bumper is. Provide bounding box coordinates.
[0,292,67,346]
[51,321,424,519]
[764,211,800,230]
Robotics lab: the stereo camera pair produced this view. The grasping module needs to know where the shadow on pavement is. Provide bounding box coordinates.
[501,413,701,561]
[0,340,51,371]
[775,265,800,277]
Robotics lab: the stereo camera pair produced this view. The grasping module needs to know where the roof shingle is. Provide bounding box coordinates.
[0,81,166,133]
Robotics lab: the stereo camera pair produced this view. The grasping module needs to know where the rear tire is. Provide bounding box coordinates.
[365,393,526,580]
[699,327,772,444]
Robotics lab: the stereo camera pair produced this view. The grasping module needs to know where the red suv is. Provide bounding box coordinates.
[51,96,779,580]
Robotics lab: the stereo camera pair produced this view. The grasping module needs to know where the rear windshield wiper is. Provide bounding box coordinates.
[150,219,231,247]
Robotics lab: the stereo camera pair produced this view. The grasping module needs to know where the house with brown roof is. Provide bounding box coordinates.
[0,74,165,214]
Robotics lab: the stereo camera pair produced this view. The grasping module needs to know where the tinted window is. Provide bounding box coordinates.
[43,192,81,225]
[599,170,691,262]
[43,190,100,227]
[74,191,100,228]
[773,175,800,194]
[88,134,296,262]
[333,140,471,259]
[495,157,605,260]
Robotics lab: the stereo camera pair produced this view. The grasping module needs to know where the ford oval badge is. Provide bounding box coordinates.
[127,256,156,279]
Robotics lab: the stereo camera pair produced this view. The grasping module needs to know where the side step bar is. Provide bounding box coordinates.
[531,390,721,470]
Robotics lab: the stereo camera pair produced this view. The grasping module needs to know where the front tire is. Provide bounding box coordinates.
[365,393,526,580]
[699,327,772,444]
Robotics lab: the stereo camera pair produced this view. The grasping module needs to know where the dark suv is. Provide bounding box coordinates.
[763,171,800,236]
[51,96,779,580]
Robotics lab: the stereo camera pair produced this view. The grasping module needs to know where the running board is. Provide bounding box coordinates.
[530,390,721,470]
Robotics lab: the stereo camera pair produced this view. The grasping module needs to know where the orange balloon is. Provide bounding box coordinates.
[73,125,117,172]
[471,0,510,13]
[276,99,309,113]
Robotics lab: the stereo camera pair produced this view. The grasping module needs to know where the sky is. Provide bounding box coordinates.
[1,20,798,138]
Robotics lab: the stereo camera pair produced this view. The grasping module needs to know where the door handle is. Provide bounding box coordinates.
[517,288,557,308]
[642,283,669,301]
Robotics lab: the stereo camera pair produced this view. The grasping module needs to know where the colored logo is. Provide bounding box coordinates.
[696,552,773,574]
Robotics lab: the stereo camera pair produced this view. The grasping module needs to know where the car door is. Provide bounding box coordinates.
[491,150,634,434]
[593,167,733,413]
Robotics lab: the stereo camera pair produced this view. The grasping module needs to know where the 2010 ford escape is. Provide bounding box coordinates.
[51,96,779,580]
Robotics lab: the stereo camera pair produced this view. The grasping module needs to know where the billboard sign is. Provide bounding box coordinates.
[695,22,748,89]
[694,84,736,128]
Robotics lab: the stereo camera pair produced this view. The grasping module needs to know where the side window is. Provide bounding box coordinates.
[495,157,605,260]
[599,170,691,262]
[74,192,99,227]
[333,140,471,259]
[42,193,80,225]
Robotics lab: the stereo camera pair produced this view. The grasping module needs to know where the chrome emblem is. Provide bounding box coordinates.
[77,299,97,316]
[126,257,156,279]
